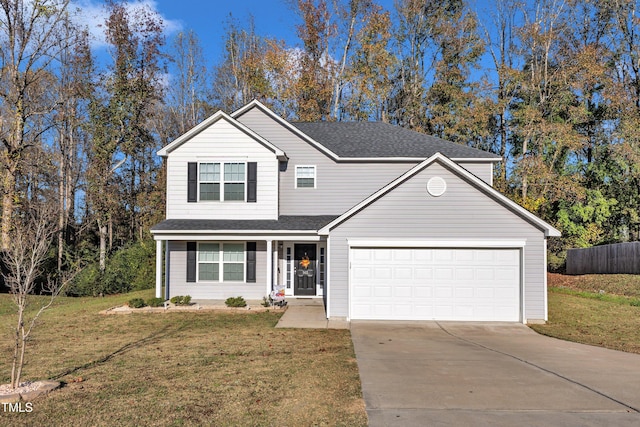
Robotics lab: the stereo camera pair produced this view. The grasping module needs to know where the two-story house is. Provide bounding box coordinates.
[150,100,560,323]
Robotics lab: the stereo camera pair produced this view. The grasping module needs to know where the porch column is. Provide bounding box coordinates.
[266,239,273,295]
[155,240,163,298]
[164,241,170,300]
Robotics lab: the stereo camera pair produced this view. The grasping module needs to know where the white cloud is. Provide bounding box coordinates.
[71,0,183,50]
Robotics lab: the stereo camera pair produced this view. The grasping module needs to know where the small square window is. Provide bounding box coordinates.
[296,166,316,188]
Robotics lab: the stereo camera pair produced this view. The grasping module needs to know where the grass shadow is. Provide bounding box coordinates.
[49,323,185,381]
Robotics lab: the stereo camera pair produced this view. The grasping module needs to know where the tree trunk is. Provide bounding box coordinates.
[2,169,16,251]
[99,221,107,272]
[58,156,65,273]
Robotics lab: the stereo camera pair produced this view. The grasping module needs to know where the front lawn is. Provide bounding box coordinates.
[0,291,367,426]
[529,273,640,354]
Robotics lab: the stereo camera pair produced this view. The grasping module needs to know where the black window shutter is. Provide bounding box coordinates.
[187,162,197,202]
[247,162,257,203]
[186,242,197,282]
[246,242,256,283]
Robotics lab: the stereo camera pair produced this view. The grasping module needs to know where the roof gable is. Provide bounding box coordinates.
[319,152,561,237]
[157,110,286,158]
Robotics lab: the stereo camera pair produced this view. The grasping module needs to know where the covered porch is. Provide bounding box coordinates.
[150,216,336,306]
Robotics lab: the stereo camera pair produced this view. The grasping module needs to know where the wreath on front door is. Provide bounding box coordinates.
[300,255,310,269]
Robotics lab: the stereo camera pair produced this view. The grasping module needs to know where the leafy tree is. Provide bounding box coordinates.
[86,0,165,270]
[294,0,336,121]
[343,2,395,121]
[425,0,486,145]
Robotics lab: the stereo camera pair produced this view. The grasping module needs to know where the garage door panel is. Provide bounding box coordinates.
[375,250,393,261]
[353,285,372,298]
[455,268,474,280]
[395,286,412,298]
[435,250,454,261]
[415,286,433,298]
[415,268,433,280]
[374,286,392,298]
[350,248,521,321]
[456,287,474,298]
[394,267,413,280]
[435,268,454,280]
[353,267,372,280]
[394,250,412,261]
[455,250,475,262]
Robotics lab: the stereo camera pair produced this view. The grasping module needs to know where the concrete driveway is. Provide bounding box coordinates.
[351,321,640,426]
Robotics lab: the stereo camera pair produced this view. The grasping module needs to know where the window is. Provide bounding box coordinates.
[197,243,245,282]
[199,163,220,201]
[224,163,246,200]
[223,243,244,281]
[197,162,245,201]
[198,243,219,281]
[296,165,316,188]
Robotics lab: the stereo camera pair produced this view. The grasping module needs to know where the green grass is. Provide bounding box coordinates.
[0,291,367,426]
[530,274,640,354]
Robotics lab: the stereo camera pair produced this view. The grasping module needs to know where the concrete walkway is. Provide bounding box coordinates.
[351,321,640,426]
[275,298,349,329]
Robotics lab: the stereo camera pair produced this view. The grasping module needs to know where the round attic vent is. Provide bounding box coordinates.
[427,177,446,197]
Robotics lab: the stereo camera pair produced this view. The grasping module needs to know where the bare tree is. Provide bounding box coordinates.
[2,204,58,389]
[0,0,75,251]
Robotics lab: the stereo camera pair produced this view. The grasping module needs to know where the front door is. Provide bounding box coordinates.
[294,244,316,296]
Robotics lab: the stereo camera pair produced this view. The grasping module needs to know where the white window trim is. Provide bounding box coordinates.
[295,165,317,189]
[197,161,247,202]
[196,242,246,282]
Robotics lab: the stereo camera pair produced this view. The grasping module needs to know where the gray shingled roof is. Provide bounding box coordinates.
[290,122,499,159]
[151,216,338,232]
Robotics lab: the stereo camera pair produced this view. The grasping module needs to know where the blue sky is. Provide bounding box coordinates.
[154,0,302,63]
[76,0,499,85]
[77,0,398,65]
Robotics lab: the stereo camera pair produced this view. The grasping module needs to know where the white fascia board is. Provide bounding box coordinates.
[348,239,526,248]
[319,152,561,237]
[453,157,502,163]
[157,109,285,158]
[152,231,321,241]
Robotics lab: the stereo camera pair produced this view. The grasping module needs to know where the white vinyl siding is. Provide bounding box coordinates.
[165,117,278,220]
[295,165,316,188]
[197,242,245,282]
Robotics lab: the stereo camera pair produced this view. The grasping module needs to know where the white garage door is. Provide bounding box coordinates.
[350,248,521,321]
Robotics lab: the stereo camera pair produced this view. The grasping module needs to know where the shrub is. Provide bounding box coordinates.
[170,295,192,306]
[146,297,165,307]
[128,298,146,308]
[225,296,247,307]
[67,239,156,297]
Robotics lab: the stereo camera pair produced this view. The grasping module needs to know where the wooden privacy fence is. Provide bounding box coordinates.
[566,242,640,275]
